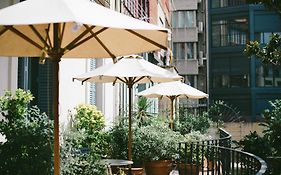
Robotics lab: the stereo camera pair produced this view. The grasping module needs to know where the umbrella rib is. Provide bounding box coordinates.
[116,77,126,84]
[59,23,66,49]
[63,25,95,51]
[5,25,43,50]
[84,25,116,58]
[29,25,50,50]
[44,24,52,48]
[65,26,108,52]
[125,29,167,50]
[0,27,8,37]
[134,76,146,84]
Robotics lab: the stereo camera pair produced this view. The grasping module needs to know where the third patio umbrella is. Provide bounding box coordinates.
[0,0,170,174]
[73,55,182,161]
[137,81,208,129]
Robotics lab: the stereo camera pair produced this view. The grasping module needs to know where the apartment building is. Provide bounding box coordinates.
[171,0,208,108]
[209,0,281,121]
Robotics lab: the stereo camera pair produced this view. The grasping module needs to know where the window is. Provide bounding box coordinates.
[173,42,194,60]
[211,0,246,8]
[213,74,249,88]
[256,65,281,87]
[255,32,281,44]
[212,18,248,47]
[173,11,196,28]
[182,75,196,87]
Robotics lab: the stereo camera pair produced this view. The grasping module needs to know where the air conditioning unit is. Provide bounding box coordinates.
[198,0,202,3]
[198,21,203,33]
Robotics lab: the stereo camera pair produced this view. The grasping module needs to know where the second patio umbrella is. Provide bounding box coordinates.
[73,55,182,161]
[137,81,208,129]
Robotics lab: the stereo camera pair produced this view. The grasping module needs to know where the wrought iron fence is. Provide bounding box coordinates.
[177,129,267,175]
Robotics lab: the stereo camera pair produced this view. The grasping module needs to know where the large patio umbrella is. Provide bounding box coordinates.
[0,0,170,174]
[137,81,208,129]
[73,55,182,161]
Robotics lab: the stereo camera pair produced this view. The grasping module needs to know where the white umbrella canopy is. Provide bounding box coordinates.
[137,81,208,99]
[73,55,182,162]
[0,0,169,58]
[137,81,208,129]
[74,56,182,84]
[0,0,170,174]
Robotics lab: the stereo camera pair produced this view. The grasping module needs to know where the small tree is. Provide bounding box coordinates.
[0,89,53,175]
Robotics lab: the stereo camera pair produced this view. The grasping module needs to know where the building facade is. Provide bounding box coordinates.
[209,0,281,121]
[171,0,208,109]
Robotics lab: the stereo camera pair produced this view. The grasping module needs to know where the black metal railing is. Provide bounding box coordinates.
[177,128,267,175]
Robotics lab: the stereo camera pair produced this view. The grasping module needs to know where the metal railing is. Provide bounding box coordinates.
[178,129,267,175]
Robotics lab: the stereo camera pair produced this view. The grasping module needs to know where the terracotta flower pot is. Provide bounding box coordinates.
[122,167,144,175]
[178,163,199,175]
[145,160,173,175]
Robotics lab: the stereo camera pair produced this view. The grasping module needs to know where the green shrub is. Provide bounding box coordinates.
[0,89,53,175]
[177,112,211,135]
[108,118,128,160]
[74,104,105,132]
[262,99,281,156]
[133,117,184,162]
[235,131,271,159]
[60,104,109,175]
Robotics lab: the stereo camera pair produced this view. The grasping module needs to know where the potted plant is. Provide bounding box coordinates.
[133,117,184,175]
[177,131,206,175]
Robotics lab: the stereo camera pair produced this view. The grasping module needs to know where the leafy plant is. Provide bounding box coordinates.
[244,34,281,66]
[74,104,105,132]
[0,89,53,175]
[176,112,211,135]
[133,117,184,162]
[133,96,153,126]
[262,99,281,156]
[108,118,129,160]
[178,131,207,164]
[234,131,271,159]
[60,104,109,175]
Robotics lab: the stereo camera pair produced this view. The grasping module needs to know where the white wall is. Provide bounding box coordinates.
[59,59,88,127]
[95,58,116,129]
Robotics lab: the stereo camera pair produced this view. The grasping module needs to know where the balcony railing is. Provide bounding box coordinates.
[178,128,267,175]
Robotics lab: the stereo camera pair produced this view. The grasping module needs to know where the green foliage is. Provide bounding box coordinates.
[244,34,281,66]
[0,89,53,175]
[237,99,281,159]
[235,131,271,159]
[133,117,184,162]
[176,112,211,135]
[133,96,153,126]
[74,104,105,132]
[108,118,129,160]
[60,129,106,175]
[179,131,207,164]
[262,99,281,156]
[60,104,108,175]
[208,100,228,126]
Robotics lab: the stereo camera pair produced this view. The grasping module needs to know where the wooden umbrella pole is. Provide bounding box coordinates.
[168,96,177,130]
[128,84,132,161]
[53,59,60,175]
[52,23,61,175]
